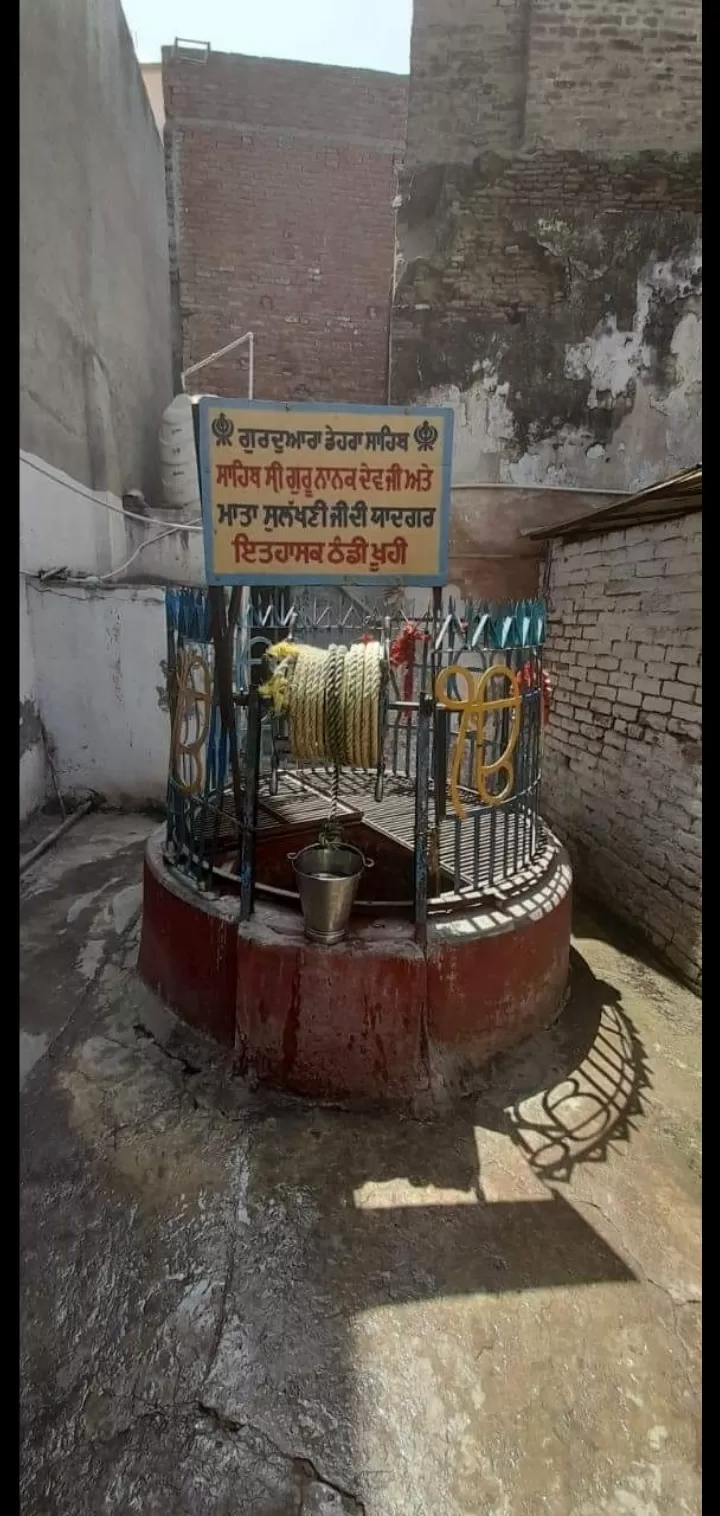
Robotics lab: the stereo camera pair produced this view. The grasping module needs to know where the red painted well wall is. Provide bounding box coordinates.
[139,855,237,1047]
[139,834,572,1104]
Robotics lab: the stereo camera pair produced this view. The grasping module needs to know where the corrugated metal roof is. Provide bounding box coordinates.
[524,465,701,543]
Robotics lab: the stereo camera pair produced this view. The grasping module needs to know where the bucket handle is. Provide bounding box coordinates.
[287,851,374,869]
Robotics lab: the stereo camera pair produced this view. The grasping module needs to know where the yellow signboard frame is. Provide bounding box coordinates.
[197,398,453,586]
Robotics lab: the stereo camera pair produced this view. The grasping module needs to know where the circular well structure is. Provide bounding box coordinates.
[140,590,572,1104]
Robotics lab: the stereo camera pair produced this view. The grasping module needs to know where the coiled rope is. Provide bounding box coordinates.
[260,639,383,769]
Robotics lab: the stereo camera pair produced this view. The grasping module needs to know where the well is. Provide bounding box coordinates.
[139,588,572,1104]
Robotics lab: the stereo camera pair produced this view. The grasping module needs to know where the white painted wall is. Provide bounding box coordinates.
[20,451,206,586]
[20,450,204,815]
[28,582,171,807]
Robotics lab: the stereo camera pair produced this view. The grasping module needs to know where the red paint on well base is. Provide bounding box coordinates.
[237,920,427,1101]
[139,832,572,1103]
[426,895,572,1096]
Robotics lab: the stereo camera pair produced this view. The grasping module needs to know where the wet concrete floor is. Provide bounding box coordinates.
[20,813,701,1515]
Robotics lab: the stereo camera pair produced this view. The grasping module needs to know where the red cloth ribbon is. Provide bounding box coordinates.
[519,661,553,725]
[390,624,427,704]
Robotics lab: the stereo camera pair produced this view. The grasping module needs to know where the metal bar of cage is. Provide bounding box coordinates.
[414,694,431,938]
[239,687,261,921]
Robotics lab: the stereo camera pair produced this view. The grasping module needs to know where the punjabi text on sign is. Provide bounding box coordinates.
[231,534,408,572]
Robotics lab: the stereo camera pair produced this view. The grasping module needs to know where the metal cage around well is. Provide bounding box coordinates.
[163,586,549,930]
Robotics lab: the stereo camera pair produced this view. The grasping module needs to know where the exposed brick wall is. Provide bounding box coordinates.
[542,515,701,987]
[163,50,407,403]
[406,0,530,165]
[525,0,702,154]
[405,0,702,166]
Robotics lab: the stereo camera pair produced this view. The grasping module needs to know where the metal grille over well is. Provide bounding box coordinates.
[163,587,548,925]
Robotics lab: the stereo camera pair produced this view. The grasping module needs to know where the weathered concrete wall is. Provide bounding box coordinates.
[393,0,702,525]
[162,49,407,402]
[20,0,172,501]
[444,484,621,599]
[542,514,702,988]
[393,157,701,494]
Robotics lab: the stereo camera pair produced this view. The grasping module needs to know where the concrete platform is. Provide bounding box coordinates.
[20,811,701,1516]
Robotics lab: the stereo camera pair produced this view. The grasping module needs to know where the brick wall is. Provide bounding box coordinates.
[405,0,702,166]
[542,515,702,987]
[525,0,702,154]
[406,0,529,165]
[163,50,407,402]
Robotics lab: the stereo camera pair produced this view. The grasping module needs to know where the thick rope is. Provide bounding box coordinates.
[326,644,347,763]
[306,649,325,761]
[346,643,364,770]
[261,639,383,771]
[361,640,381,770]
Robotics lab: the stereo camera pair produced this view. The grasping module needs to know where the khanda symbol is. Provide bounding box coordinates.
[170,649,213,796]
[434,663,522,821]
[211,412,234,447]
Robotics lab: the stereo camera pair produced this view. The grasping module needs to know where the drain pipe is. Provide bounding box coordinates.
[20,799,94,877]
[181,331,255,399]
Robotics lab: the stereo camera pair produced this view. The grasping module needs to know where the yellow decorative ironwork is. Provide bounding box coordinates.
[170,649,213,796]
[434,663,522,821]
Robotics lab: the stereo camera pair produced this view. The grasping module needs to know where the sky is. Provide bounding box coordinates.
[122,0,413,74]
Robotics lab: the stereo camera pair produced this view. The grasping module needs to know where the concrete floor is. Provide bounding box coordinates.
[20,813,701,1516]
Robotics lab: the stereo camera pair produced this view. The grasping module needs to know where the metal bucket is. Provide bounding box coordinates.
[288,843,372,945]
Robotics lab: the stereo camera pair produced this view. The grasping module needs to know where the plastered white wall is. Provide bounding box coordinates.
[28,582,171,807]
[20,452,205,586]
[20,450,205,813]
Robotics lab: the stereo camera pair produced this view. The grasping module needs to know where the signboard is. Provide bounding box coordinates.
[197,399,453,586]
